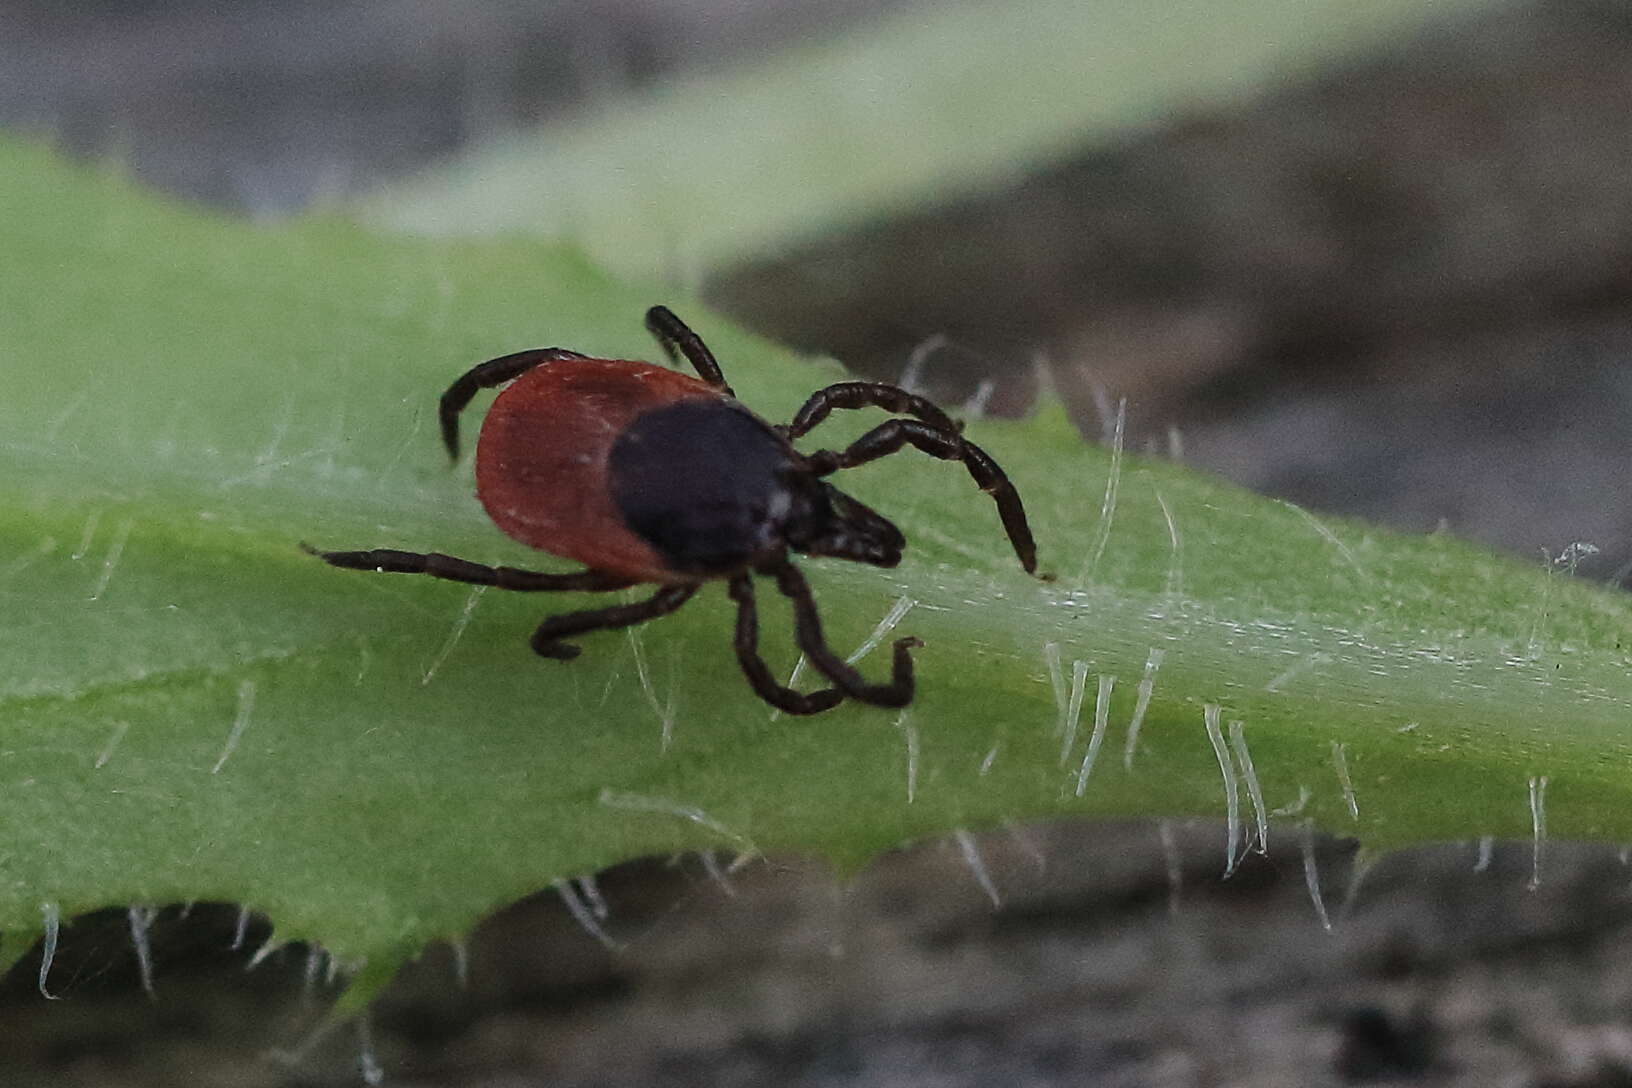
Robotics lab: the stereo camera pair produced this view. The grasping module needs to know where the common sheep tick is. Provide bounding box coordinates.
[308,306,1037,714]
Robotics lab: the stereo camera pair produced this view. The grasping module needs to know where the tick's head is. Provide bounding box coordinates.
[781,479,906,569]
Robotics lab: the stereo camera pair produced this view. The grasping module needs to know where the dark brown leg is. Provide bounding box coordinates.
[806,419,1037,574]
[439,347,588,461]
[769,561,920,708]
[305,544,631,592]
[728,575,844,715]
[784,381,960,440]
[644,306,734,396]
[531,583,699,661]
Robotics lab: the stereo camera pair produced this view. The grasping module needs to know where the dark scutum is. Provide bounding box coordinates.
[609,400,807,575]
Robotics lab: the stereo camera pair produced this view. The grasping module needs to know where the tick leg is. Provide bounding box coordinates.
[784,381,960,440]
[770,561,919,708]
[728,575,844,715]
[644,306,735,396]
[806,419,1037,575]
[304,545,632,592]
[531,583,699,661]
[439,347,588,461]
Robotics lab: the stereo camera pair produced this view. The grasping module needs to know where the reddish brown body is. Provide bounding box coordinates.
[474,358,725,583]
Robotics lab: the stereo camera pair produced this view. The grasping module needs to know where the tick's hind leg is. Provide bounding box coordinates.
[531,583,699,661]
[644,306,734,396]
[305,545,632,592]
[728,575,844,715]
[769,561,919,708]
[439,347,588,461]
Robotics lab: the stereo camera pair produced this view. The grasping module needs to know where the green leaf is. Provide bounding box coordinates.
[3,140,1630,998]
[357,0,1507,277]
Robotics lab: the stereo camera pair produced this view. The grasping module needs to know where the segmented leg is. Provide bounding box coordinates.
[804,419,1037,574]
[531,583,699,661]
[769,561,919,708]
[785,380,960,440]
[645,306,734,396]
[305,545,632,592]
[439,347,588,461]
[728,575,844,715]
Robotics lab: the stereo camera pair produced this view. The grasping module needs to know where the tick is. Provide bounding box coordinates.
[309,306,1037,714]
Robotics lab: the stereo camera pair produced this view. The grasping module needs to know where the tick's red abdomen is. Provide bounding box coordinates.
[474,359,724,582]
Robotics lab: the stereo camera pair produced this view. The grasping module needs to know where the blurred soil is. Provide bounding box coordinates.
[11,827,1632,1087]
[708,0,1632,578]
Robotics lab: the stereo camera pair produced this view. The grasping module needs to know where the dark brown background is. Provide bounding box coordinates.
[5,1,1632,1083]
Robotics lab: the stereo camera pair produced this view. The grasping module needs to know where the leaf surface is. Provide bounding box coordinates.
[3,142,1629,991]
